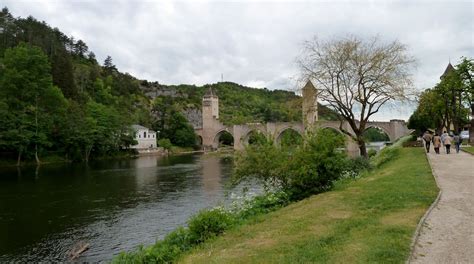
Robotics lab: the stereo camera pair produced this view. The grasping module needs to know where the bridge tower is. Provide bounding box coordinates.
[202,87,219,127]
[302,80,318,130]
[201,87,220,149]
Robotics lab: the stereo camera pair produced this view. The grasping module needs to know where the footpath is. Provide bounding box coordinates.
[410,146,474,263]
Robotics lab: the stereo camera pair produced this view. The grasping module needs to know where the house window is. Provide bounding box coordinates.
[152,134,154,138]
[138,134,141,138]
[144,131,147,138]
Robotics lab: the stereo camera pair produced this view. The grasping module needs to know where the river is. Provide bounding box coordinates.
[0,154,243,262]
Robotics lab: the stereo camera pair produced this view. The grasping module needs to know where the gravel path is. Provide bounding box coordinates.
[410,146,474,264]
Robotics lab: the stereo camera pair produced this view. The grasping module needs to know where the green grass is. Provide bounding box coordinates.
[178,148,438,264]
[462,146,474,155]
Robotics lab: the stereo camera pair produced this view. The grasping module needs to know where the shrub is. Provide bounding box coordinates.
[233,128,348,201]
[368,149,377,158]
[188,208,235,244]
[236,191,290,218]
[343,156,371,179]
[158,138,172,151]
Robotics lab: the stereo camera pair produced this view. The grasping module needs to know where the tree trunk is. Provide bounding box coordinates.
[34,96,41,165]
[17,149,22,167]
[35,143,41,165]
[358,139,368,158]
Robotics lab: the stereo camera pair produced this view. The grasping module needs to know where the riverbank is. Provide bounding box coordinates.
[177,147,438,263]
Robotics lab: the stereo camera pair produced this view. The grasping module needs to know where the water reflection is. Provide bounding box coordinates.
[0,154,234,262]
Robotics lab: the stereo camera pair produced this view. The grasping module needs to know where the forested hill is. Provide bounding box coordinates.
[0,7,338,163]
[141,81,339,127]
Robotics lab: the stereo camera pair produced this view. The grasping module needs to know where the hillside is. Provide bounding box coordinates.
[141,81,339,127]
[0,7,339,163]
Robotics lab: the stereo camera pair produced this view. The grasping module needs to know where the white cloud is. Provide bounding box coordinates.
[3,0,473,120]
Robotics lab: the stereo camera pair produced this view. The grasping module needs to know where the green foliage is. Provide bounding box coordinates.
[247,131,268,146]
[152,97,197,147]
[409,58,472,134]
[142,81,340,127]
[279,129,303,147]
[234,128,348,201]
[112,190,292,263]
[158,138,172,151]
[368,149,377,158]
[363,127,390,142]
[234,191,290,219]
[0,42,67,164]
[187,208,235,244]
[0,10,152,163]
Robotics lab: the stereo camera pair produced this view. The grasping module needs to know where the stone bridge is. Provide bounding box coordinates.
[195,81,411,156]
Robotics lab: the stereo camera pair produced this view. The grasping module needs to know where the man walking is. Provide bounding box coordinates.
[453,132,462,154]
[422,131,432,153]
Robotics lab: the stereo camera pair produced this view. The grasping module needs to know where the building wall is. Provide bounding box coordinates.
[131,128,157,149]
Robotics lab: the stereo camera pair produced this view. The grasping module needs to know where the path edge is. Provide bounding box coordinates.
[406,151,442,264]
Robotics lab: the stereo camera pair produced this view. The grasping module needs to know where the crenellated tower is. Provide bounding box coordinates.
[202,87,219,131]
[302,80,318,130]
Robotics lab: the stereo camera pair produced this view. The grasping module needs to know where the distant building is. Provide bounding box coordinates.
[131,124,157,149]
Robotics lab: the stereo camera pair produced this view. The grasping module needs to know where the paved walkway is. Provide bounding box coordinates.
[411,145,474,263]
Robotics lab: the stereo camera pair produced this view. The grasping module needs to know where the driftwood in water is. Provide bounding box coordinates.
[69,241,90,260]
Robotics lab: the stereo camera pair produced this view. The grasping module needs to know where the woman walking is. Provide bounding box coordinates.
[433,133,442,154]
[444,133,453,154]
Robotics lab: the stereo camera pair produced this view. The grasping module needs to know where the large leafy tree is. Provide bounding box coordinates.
[408,58,472,135]
[298,35,414,157]
[0,42,66,165]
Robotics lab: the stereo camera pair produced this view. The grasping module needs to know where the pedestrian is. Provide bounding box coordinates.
[432,133,441,154]
[441,130,448,147]
[453,132,462,154]
[422,131,432,153]
[444,133,452,154]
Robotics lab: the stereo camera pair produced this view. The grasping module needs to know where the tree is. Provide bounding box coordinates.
[0,43,66,165]
[298,35,414,157]
[73,39,88,57]
[103,55,117,73]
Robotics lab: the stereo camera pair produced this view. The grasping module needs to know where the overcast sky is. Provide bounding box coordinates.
[3,0,473,120]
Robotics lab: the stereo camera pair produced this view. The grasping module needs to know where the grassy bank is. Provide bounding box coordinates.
[178,147,438,263]
[462,146,474,155]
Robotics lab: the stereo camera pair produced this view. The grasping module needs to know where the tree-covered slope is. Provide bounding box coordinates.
[141,81,339,126]
[0,7,339,163]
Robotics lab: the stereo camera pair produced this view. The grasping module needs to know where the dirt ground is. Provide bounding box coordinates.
[410,145,474,264]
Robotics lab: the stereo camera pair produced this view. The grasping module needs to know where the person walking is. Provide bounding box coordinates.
[433,133,441,154]
[444,133,452,154]
[453,132,462,154]
[441,130,448,148]
[422,131,432,153]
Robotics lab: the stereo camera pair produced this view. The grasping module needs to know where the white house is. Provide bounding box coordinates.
[131,124,157,149]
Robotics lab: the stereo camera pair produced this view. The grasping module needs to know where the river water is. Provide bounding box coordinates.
[0,154,241,262]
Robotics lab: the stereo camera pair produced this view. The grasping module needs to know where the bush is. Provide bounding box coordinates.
[235,191,290,218]
[233,128,349,201]
[368,149,377,158]
[187,208,235,244]
[343,156,371,179]
[158,138,172,151]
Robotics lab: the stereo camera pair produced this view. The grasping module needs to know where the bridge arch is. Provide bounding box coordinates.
[213,129,234,148]
[275,127,304,146]
[241,129,267,146]
[364,125,393,142]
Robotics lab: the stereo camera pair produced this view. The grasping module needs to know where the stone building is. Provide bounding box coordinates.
[130,124,157,149]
